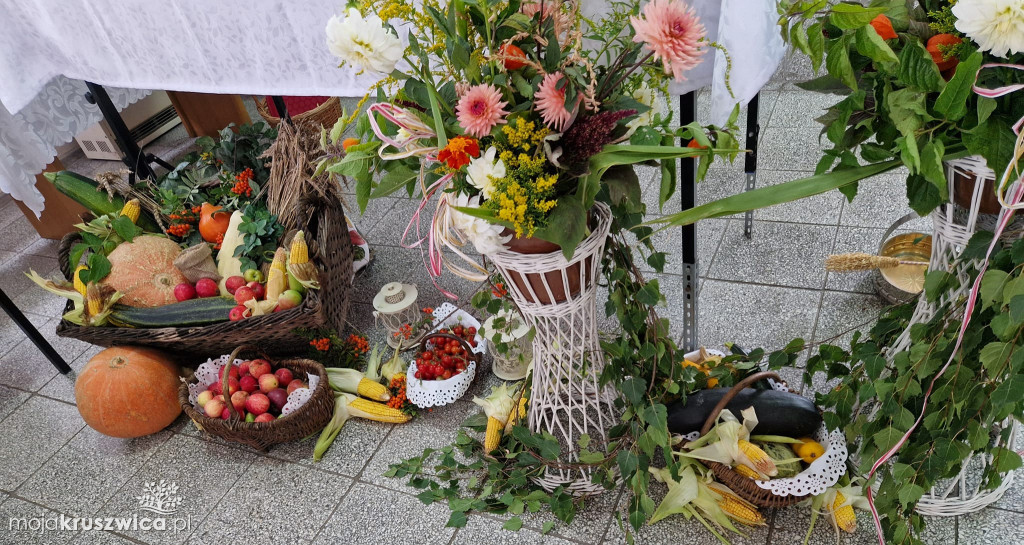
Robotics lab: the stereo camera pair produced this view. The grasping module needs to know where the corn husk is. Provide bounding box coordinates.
[25,270,121,326]
[473,382,519,426]
[680,408,777,478]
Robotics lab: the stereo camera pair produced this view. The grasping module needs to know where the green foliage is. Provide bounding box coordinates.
[803,232,1024,544]
[70,212,145,283]
[234,204,285,272]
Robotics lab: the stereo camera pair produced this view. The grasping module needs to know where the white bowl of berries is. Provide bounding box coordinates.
[406,305,485,408]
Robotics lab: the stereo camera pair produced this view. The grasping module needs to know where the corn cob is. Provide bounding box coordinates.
[345,394,410,423]
[733,464,765,480]
[738,439,778,477]
[831,491,856,533]
[119,199,141,223]
[73,265,89,296]
[289,231,309,264]
[718,496,766,526]
[86,285,103,317]
[327,368,391,401]
[484,416,503,452]
[265,248,288,302]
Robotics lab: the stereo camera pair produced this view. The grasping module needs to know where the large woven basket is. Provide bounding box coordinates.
[55,189,354,357]
[698,371,808,508]
[254,96,343,129]
[177,346,334,451]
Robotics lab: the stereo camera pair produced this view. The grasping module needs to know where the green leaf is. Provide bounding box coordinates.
[980,342,1013,375]
[826,35,857,90]
[829,4,886,29]
[792,23,810,57]
[854,25,898,64]
[980,270,1010,307]
[650,160,902,227]
[1010,295,1024,325]
[992,447,1024,473]
[934,51,983,121]
[978,96,997,125]
[111,215,142,242]
[920,139,948,200]
[872,426,905,453]
[371,165,418,198]
[84,253,112,283]
[897,483,925,509]
[446,512,468,528]
[541,521,555,534]
[897,41,945,92]
[532,194,588,260]
[807,22,825,72]
[621,378,646,406]
[992,376,1024,412]
[604,165,642,208]
[965,116,1018,180]
[503,517,523,531]
[906,174,942,217]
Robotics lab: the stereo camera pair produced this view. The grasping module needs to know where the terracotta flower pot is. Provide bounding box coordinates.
[500,230,593,305]
[952,169,1002,215]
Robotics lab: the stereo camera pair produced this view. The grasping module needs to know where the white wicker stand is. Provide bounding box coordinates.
[885,156,1022,516]
[486,203,617,496]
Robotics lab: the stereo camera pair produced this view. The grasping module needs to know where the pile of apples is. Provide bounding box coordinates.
[173,277,221,301]
[195,358,309,423]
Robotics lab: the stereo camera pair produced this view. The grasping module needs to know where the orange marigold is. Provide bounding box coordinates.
[436,136,480,169]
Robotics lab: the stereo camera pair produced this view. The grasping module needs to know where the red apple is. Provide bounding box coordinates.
[195,278,219,298]
[208,381,223,396]
[267,388,288,411]
[286,380,306,395]
[239,375,259,394]
[220,407,232,420]
[254,413,275,423]
[274,368,294,387]
[234,286,256,305]
[247,281,266,300]
[196,390,214,407]
[239,361,250,376]
[226,377,240,395]
[204,398,225,418]
[229,305,246,321]
[174,282,196,302]
[259,374,279,393]
[225,275,247,294]
[245,393,270,416]
[248,359,272,378]
[277,290,302,310]
[219,365,239,381]
[230,390,249,413]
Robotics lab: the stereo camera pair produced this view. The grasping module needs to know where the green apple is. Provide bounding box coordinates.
[245,412,256,423]
[243,269,264,283]
[277,290,303,311]
[287,271,306,294]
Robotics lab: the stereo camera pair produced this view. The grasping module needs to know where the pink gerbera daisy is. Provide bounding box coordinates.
[535,72,579,132]
[631,0,706,82]
[456,84,509,138]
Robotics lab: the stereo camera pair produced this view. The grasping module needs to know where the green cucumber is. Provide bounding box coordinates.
[666,387,822,438]
[108,297,236,328]
[45,171,161,232]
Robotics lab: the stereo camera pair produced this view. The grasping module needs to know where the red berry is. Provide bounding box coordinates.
[467,326,477,336]
[415,371,423,379]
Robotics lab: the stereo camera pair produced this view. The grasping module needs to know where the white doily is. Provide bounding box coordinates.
[405,304,484,407]
[185,355,318,416]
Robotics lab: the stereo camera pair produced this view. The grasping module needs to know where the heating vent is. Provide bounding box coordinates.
[129,106,177,141]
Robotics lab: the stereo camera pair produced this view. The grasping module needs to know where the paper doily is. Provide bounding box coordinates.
[405,304,484,407]
[185,355,318,416]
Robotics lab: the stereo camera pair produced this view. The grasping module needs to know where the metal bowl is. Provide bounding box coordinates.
[874,232,932,304]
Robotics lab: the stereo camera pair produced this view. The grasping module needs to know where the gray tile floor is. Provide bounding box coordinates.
[1,64,1021,543]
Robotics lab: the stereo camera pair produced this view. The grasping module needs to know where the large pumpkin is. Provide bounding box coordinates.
[75,346,182,438]
[104,235,188,307]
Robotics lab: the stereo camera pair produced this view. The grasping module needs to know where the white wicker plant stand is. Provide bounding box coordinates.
[486,202,617,496]
[884,156,1022,516]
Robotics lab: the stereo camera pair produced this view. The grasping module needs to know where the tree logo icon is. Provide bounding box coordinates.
[136,480,182,515]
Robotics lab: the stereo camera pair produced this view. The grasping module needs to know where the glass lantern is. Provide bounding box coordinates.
[372,282,423,349]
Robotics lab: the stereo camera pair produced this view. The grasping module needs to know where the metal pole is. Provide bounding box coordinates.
[0,289,71,374]
[679,92,698,352]
[743,94,761,239]
[270,96,292,125]
[84,82,158,182]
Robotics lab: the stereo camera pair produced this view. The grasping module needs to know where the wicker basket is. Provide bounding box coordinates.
[254,96,343,129]
[698,371,813,508]
[55,190,354,358]
[178,346,334,451]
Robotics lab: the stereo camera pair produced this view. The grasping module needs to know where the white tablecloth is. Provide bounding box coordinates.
[0,0,784,214]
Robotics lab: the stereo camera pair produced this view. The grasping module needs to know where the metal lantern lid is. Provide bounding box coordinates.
[372,282,418,313]
[482,309,530,342]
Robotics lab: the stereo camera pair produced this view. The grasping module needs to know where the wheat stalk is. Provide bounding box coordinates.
[825,252,928,272]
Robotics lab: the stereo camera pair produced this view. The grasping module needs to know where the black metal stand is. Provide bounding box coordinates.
[270,96,292,125]
[679,92,698,352]
[0,289,71,374]
[83,82,174,184]
[743,94,760,239]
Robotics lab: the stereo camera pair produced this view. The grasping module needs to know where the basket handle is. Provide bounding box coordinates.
[58,231,84,281]
[698,371,783,436]
[296,191,353,334]
[419,332,483,366]
[219,344,274,421]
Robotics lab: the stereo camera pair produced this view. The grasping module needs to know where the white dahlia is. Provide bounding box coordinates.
[450,194,511,255]
[326,9,404,74]
[952,0,1024,58]
[465,147,506,200]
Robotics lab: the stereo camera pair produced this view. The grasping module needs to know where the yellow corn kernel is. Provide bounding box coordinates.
[85,284,102,316]
[346,397,410,423]
[73,265,89,296]
[290,231,309,265]
[831,491,857,533]
[733,464,765,480]
[739,439,778,477]
[484,416,503,452]
[120,199,140,223]
[718,496,766,526]
[356,377,391,402]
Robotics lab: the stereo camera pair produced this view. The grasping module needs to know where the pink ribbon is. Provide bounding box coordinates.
[865,63,1024,544]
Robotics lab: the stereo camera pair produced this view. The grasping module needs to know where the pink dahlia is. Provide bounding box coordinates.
[456,84,509,138]
[631,0,706,82]
[535,72,579,132]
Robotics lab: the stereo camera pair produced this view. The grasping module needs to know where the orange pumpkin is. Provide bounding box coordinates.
[103,235,188,307]
[199,203,231,243]
[74,346,182,438]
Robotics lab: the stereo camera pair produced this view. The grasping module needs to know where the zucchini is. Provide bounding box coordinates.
[45,171,161,232]
[666,387,822,438]
[108,297,236,328]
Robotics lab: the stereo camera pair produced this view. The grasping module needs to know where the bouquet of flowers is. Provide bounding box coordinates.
[320,0,740,284]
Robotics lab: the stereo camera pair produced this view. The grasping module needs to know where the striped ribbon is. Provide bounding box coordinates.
[865,63,1024,544]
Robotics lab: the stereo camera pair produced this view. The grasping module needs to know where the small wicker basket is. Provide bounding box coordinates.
[407,333,482,408]
[178,345,334,451]
[254,96,343,129]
